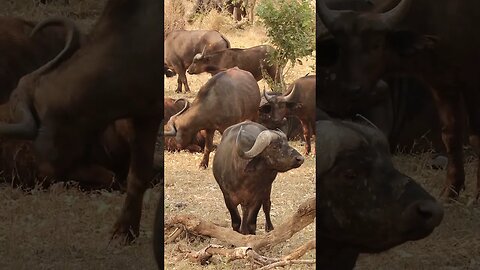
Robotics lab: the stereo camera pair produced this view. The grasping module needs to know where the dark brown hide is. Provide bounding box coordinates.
[317,0,480,199]
[0,0,162,243]
[187,45,282,83]
[213,120,304,234]
[164,67,260,169]
[316,120,443,269]
[164,30,230,93]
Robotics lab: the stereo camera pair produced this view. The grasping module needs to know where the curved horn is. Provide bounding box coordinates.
[379,0,412,27]
[237,129,283,159]
[30,17,81,76]
[282,84,297,102]
[0,101,37,139]
[316,0,346,30]
[163,117,177,137]
[201,45,207,56]
[263,88,276,103]
[355,114,380,130]
[173,98,189,117]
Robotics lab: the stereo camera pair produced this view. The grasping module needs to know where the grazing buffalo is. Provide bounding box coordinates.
[0,0,162,243]
[187,45,282,84]
[164,30,230,93]
[0,16,83,104]
[317,0,480,199]
[261,75,316,154]
[164,67,261,169]
[213,120,304,234]
[316,120,443,269]
[164,98,207,153]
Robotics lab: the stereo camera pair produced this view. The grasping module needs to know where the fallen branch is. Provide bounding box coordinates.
[165,197,316,268]
[165,196,315,251]
[257,259,316,270]
[282,238,316,260]
[187,244,315,269]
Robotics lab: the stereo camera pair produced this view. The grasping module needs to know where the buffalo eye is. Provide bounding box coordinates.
[343,169,358,180]
[259,105,271,113]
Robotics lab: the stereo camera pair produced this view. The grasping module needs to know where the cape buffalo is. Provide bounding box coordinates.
[164,98,208,153]
[317,0,480,199]
[316,120,443,269]
[0,16,83,104]
[0,0,162,243]
[187,45,282,84]
[164,30,230,93]
[261,75,316,154]
[164,67,261,169]
[213,120,304,234]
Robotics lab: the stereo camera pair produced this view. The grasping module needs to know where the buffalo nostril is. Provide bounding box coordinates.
[416,201,444,227]
[296,156,304,164]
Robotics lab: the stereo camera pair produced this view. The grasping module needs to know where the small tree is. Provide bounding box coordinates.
[257,0,315,92]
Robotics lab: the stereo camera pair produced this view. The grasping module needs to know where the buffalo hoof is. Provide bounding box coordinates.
[198,162,208,169]
[265,224,274,232]
[111,221,138,245]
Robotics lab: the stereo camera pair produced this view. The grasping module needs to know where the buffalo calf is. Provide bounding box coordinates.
[213,120,304,234]
[316,120,443,269]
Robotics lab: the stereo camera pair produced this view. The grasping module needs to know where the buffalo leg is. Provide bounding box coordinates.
[430,88,465,199]
[300,120,311,155]
[199,129,214,169]
[263,186,274,232]
[246,201,262,234]
[239,204,251,234]
[224,196,241,232]
[172,65,190,93]
[112,116,160,243]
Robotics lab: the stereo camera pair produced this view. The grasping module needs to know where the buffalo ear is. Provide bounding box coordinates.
[245,156,262,172]
[287,102,302,110]
[387,31,439,56]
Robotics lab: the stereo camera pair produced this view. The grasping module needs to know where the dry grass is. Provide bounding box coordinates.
[164,0,186,36]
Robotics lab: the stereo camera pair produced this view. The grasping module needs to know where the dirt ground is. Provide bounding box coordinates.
[0,1,479,270]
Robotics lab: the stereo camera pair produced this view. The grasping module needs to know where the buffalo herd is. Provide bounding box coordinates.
[2,0,478,268]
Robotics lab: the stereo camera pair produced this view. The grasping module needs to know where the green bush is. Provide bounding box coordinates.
[257,0,315,89]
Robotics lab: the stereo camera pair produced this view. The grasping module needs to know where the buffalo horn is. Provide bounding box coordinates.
[163,118,177,137]
[237,129,284,159]
[316,0,346,30]
[282,84,297,102]
[263,88,276,103]
[380,0,411,28]
[0,101,37,139]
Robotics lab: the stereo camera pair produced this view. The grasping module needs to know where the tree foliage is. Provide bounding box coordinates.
[257,0,315,68]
